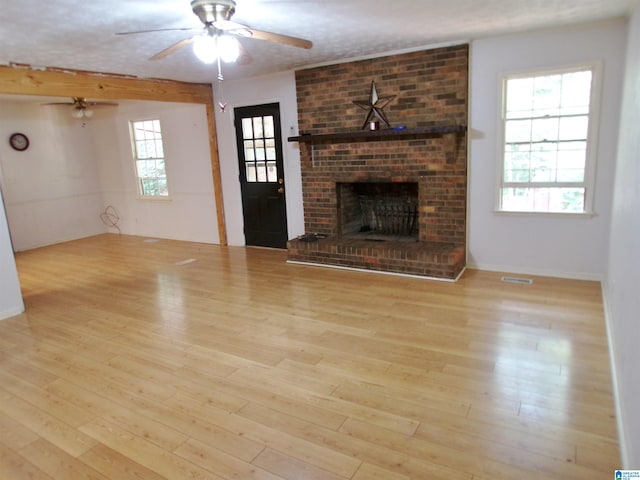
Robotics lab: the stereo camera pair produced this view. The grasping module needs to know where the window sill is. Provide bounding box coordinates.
[136,196,172,202]
[493,210,596,219]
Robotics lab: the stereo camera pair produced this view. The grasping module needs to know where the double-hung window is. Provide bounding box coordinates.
[130,119,169,198]
[499,65,598,214]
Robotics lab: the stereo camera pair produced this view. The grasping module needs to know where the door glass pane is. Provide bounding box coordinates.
[267,162,277,182]
[266,139,276,160]
[252,117,263,139]
[263,116,275,137]
[256,163,267,182]
[245,163,256,182]
[242,118,253,139]
[255,140,265,160]
[244,140,255,161]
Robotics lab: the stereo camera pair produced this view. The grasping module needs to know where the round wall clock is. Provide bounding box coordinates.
[9,133,29,151]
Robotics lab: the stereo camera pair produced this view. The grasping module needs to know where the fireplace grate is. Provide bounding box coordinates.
[359,197,418,236]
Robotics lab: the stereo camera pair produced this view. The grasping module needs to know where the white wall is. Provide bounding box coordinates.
[0,187,23,320]
[93,101,219,244]
[213,71,304,246]
[604,3,640,468]
[0,101,105,250]
[468,20,627,280]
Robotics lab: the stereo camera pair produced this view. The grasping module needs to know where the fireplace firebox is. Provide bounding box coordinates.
[338,182,419,240]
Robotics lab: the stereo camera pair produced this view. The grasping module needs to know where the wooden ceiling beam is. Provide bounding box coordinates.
[0,64,212,104]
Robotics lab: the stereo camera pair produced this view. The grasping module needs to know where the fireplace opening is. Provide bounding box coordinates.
[337,182,419,241]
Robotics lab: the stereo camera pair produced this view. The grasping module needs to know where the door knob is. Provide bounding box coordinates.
[277,187,284,193]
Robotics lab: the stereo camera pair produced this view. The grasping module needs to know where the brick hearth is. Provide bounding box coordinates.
[288,45,469,280]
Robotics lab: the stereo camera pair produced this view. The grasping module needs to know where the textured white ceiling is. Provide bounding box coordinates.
[0,0,634,85]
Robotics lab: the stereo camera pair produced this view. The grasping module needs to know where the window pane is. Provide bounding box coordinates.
[155,139,164,158]
[141,179,159,196]
[549,188,585,212]
[531,150,556,182]
[532,74,561,115]
[557,144,586,181]
[531,117,558,142]
[561,71,592,112]
[156,159,166,177]
[504,149,531,182]
[506,78,533,118]
[136,141,148,159]
[559,115,588,141]
[157,179,168,196]
[502,187,585,212]
[501,187,533,211]
[505,119,531,143]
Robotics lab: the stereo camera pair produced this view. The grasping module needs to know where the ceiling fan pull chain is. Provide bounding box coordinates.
[216,50,228,113]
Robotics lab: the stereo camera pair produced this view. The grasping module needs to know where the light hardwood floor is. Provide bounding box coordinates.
[1,234,619,479]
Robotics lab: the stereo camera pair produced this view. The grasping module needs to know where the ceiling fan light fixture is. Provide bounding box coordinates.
[218,34,239,63]
[83,108,94,118]
[193,32,239,64]
[71,108,84,119]
[193,34,218,64]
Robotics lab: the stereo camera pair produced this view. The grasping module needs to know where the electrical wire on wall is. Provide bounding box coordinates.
[100,205,121,234]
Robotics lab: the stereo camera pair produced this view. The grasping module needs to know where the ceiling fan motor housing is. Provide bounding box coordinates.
[191,0,236,25]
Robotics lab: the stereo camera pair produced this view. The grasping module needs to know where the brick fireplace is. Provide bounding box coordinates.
[287,45,468,280]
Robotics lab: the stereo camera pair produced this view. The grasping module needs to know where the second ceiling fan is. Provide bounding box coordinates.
[117,0,313,64]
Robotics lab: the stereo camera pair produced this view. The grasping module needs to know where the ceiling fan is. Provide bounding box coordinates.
[116,0,312,64]
[41,97,118,120]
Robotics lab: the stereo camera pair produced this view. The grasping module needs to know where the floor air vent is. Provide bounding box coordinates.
[501,276,533,285]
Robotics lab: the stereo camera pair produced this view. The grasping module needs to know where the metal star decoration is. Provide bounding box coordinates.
[353,80,396,130]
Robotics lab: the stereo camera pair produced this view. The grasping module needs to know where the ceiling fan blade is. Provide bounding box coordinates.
[86,101,119,107]
[116,27,198,35]
[150,37,196,61]
[244,28,312,49]
[237,42,252,65]
[40,102,74,106]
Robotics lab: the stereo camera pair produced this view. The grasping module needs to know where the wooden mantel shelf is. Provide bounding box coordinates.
[287,125,467,143]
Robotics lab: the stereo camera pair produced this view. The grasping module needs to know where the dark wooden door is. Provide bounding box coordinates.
[234,103,288,248]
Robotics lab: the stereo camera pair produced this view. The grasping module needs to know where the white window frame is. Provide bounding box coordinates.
[496,62,602,216]
[129,118,171,200]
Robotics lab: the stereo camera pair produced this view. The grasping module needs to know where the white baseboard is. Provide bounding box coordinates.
[13,230,107,252]
[600,281,630,468]
[466,261,602,282]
